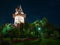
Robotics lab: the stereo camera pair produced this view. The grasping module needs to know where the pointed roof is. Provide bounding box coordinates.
[15,5,23,13]
[13,5,26,18]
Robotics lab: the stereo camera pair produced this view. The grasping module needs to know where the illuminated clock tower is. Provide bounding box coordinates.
[13,5,26,27]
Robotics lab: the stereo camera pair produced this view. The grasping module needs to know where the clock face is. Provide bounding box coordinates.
[21,12,24,14]
[15,16,24,23]
[15,11,18,14]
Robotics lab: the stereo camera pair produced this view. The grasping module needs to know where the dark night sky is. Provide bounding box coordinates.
[0,0,60,27]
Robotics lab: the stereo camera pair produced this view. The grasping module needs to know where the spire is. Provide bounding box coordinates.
[19,5,23,12]
[15,5,24,14]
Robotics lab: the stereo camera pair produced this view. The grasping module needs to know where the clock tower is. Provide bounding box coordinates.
[13,5,26,28]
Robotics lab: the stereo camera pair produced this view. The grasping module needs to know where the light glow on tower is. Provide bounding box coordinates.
[14,16,24,24]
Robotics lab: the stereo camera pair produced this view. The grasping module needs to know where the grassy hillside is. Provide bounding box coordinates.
[0,17,60,45]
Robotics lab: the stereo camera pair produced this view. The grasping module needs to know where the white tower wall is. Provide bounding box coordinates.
[14,16,24,26]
